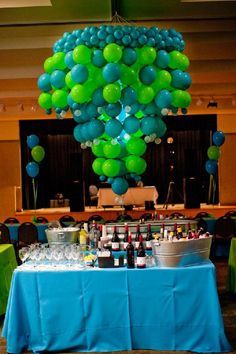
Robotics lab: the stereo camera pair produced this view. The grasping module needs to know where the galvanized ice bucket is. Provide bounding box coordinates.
[45,227,79,245]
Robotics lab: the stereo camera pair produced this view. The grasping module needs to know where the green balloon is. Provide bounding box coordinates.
[137,86,154,104]
[71,84,89,103]
[103,84,121,103]
[103,141,121,158]
[31,145,45,163]
[51,89,68,108]
[179,53,190,71]
[38,92,52,109]
[171,90,191,108]
[126,137,147,156]
[207,146,220,160]
[125,155,147,174]
[44,57,55,74]
[138,46,156,65]
[92,157,106,175]
[91,141,105,157]
[102,159,121,177]
[120,65,137,85]
[52,52,66,70]
[152,70,172,91]
[73,45,91,64]
[133,129,144,137]
[93,68,106,86]
[65,72,76,89]
[103,44,122,63]
[169,50,182,69]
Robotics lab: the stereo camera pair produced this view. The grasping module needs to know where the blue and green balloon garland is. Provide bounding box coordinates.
[38,25,192,195]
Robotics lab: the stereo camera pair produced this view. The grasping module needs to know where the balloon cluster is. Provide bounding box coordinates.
[38,25,192,195]
[205,131,225,175]
[26,135,45,178]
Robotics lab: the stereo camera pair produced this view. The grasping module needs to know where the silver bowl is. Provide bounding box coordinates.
[45,227,79,245]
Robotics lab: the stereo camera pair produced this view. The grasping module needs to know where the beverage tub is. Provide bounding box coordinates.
[45,227,79,245]
[152,236,212,267]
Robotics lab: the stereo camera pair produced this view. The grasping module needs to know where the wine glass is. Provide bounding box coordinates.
[19,247,30,263]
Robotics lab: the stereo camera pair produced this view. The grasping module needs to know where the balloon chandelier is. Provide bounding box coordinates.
[38,24,192,195]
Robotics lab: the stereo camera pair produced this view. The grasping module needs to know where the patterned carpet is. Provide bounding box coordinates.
[0,259,235,354]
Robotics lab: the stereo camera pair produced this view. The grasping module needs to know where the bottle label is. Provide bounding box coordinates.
[146,241,152,249]
[137,256,146,268]
[80,234,87,245]
[123,242,129,250]
[112,242,120,251]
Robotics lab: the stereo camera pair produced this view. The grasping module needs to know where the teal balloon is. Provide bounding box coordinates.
[111,177,129,195]
[205,160,218,175]
[71,64,88,84]
[121,87,137,106]
[102,63,120,83]
[73,124,84,142]
[92,87,106,106]
[92,49,106,67]
[88,120,104,140]
[26,162,39,178]
[27,135,39,149]
[207,146,220,160]
[139,66,156,85]
[37,73,51,92]
[123,115,140,134]
[105,102,122,117]
[31,145,45,163]
[122,48,137,66]
[213,131,225,147]
[155,118,167,137]
[155,50,170,69]
[65,51,76,69]
[155,90,172,109]
[141,116,157,135]
[105,118,123,138]
[50,70,66,89]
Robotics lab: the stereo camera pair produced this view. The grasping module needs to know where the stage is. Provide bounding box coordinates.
[15,203,236,223]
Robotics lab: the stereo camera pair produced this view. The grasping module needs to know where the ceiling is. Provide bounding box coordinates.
[0,0,236,118]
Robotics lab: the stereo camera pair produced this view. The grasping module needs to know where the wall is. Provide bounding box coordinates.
[0,121,21,221]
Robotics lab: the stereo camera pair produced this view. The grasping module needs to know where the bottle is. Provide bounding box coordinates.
[111,225,120,251]
[135,224,141,249]
[160,223,165,240]
[97,224,102,249]
[169,230,174,242]
[137,235,146,268]
[174,223,178,239]
[197,227,204,238]
[79,223,88,247]
[101,224,109,249]
[126,234,135,268]
[89,220,96,249]
[177,226,183,239]
[123,223,129,250]
[145,224,153,250]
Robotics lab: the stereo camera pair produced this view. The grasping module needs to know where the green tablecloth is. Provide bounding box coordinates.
[0,244,17,315]
[227,238,236,293]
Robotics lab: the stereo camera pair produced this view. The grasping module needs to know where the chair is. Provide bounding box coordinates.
[197,218,208,232]
[18,222,38,247]
[211,216,236,258]
[89,185,98,207]
[0,223,11,244]
[169,212,185,219]
[140,213,152,221]
[4,217,19,224]
[194,212,211,219]
[224,210,236,217]
[116,214,133,222]
[87,215,105,223]
[59,215,76,227]
[35,216,48,224]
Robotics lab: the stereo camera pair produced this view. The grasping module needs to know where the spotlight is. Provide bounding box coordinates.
[167,136,174,144]
[207,99,218,108]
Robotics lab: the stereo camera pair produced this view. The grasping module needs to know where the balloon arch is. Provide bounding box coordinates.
[38,25,192,195]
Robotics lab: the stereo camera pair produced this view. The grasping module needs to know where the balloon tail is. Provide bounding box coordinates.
[32,178,38,222]
[212,175,217,205]
[208,174,213,204]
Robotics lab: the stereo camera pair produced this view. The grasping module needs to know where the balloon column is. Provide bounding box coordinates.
[38,25,192,195]
[26,135,45,219]
[205,130,225,203]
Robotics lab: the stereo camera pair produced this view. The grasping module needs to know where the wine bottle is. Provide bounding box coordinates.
[177,226,183,239]
[123,223,129,250]
[111,225,120,251]
[126,234,135,268]
[160,223,165,240]
[137,235,146,268]
[174,223,179,239]
[97,224,102,249]
[135,224,141,249]
[145,224,153,250]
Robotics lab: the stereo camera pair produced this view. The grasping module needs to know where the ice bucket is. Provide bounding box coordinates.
[152,236,212,267]
[45,227,79,245]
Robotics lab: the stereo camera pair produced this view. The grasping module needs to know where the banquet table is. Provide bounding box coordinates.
[0,244,17,315]
[2,261,231,354]
[227,238,236,292]
[6,223,48,243]
[97,186,158,207]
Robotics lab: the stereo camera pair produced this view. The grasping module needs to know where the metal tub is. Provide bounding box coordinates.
[45,227,79,245]
[152,236,212,267]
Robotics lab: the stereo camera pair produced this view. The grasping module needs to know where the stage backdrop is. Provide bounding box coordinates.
[20,115,217,209]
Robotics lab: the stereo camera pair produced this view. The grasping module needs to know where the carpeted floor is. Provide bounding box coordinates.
[0,259,235,354]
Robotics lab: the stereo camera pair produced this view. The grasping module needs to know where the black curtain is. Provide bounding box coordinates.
[20,115,217,208]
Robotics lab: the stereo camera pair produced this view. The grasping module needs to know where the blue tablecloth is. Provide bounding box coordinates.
[7,224,48,242]
[2,262,231,354]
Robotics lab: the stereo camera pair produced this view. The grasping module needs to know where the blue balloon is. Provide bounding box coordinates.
[111,177,129,195]
[50,70,66,89]
[123,115,140,134]
[92,87,106,107]
[88,120,105,140]
[86,102,99,119]
[37,73,51,92]
[26,162,39,178]
[27,135,39,149]
[71,64,88,84]
[143,102,160,115]
[139,66,156,84]
[67,94,76,108]
[73,124,85,142]
[182,72,192,89]
[105,102,122,117]
[65,51,76,69]
[155,90,172,109]
[102,63,120,83]
[105,118,123,138]
[99,175,106,182]
[205,159,218,175]
[74,104,90,123]
[213,131,225,147]
[107,177,114,184]
[92,49,106,67]
[121,87,137,106]
[141,116,158,135]
[155,50,170,68]
[171,69,184,89]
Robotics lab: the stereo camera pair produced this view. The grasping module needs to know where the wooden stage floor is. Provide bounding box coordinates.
[15,203,236,223]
